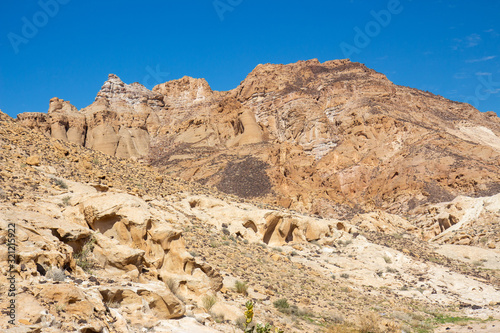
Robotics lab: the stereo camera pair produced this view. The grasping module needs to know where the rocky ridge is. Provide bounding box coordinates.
[17,59,500,221]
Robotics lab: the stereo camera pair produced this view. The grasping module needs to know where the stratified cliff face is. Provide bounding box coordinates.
[147,59,500,218]
[16,59,500,217]
[18,74,164,159]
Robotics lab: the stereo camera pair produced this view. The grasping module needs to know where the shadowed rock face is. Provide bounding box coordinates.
[16,59,500,217]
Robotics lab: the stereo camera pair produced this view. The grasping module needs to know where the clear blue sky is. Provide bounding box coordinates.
[1,0,499,118]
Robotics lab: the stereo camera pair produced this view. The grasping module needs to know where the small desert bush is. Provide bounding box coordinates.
[74,236,96,274]
[359,312,383,333]
[62,195,71,206]
[386,267,398,274]
[54,179,68,189]
[235,280,248,295]
[46,267,66,281]
[202,294,217,311]
[326,323,358,333]
[273,298,290,312]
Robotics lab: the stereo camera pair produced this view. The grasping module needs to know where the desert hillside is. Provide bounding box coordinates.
[1,59,499,333]
[17,59,500,219]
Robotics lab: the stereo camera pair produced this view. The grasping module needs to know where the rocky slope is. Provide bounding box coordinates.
[6,57,500,332]
[17,59,500,221]
[2,99,500,333]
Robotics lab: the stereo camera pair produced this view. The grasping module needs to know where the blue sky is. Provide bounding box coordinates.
[0,0,499,118]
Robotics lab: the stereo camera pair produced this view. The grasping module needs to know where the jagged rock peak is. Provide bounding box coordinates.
[96,74,128,100]
[107,73,123,82]
[94,73,164,108]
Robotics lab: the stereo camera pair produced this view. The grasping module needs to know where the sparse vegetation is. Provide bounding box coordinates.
[472,260,486,267]
[59,195,71,207]
[74,236,96,274]
[273,298,290,312]
[235,280,248,295]
[431,313,477,325]
[54,178,68,189]
[46,267,66,281]
[383,255,392,264]
[244,301,283,333]
[358,312,400,333]
[386,267,398,274]
[340,287,350,293]
[202,294,217,311]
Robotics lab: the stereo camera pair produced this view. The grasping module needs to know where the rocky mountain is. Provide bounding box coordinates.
[2,58,500,333]
[2,106,500,332]
[17,59,500,221]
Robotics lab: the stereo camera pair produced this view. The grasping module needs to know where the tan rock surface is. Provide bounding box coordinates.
[17,59,500,219]
[3,56,500,332]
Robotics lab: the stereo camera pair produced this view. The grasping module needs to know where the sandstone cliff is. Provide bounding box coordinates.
[17,59,500,219]
[146,59,500,218]
[18,75,163,159]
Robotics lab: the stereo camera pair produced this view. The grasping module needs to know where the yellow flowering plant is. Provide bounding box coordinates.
[243,301,284,333]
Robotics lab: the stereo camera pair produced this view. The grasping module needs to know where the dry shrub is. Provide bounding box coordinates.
[359,312,400,333]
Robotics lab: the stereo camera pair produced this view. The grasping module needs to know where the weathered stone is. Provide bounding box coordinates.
[26,155,41,166]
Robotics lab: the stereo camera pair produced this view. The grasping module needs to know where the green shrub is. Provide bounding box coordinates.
[243,301,283,333]
[54,179,68,189]
[273,298,290,312]
[202,294,217,311]
[61,195,71,206]
[235,280,248,295]
[74,236,96,274]
[383,255,392,264]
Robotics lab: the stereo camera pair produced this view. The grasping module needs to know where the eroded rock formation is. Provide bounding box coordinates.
[17,59,500,219]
